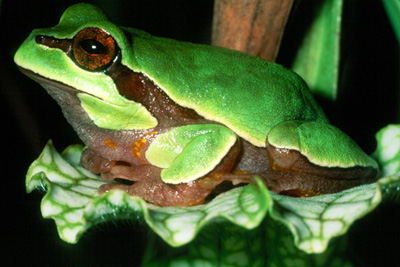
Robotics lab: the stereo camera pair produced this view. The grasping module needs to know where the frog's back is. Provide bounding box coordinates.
[126,31,328,147]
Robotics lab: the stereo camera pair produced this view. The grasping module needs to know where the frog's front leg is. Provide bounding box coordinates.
[83,124,242,206]
[145,124,239,184]
[98,134,241,206]
[80,148,145,182]
[101,138,240,206]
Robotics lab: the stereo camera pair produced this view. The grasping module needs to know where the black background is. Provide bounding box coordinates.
[1,0,399,265]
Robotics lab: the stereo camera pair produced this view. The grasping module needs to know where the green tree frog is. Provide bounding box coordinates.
[14,3,378,206]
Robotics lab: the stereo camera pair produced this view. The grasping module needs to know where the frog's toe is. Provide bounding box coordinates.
[80,148,116,174]
[101,165,147,182]
[98,177,212,206]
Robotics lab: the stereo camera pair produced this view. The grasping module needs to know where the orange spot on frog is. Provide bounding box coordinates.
[131,131,158,163]
[104,138,117,148]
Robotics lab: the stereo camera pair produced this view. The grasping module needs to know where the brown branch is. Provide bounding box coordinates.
[212,0,293,62]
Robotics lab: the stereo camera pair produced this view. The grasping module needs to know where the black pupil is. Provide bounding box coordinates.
[79,39,107,54]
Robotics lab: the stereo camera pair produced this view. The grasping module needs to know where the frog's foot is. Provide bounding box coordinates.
[97,165,254,206]
[98,165,215,206]
[80,148,145,183]
[80,148,115,174]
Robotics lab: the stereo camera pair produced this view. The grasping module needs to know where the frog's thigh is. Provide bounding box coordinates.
[145,124,237,184]
[267,120,376,168]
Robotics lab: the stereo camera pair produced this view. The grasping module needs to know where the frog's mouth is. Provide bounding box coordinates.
[18,67,102,101]
[18,66,110,130]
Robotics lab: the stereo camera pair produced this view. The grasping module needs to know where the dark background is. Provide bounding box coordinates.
[1,0,399,265]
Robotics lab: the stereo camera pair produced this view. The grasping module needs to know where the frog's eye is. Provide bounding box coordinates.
[73,27,118,71]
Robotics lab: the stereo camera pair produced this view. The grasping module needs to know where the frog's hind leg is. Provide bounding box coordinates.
[263,120,378,196]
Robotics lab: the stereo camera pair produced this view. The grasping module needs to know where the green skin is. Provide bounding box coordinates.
[15,4,378,205]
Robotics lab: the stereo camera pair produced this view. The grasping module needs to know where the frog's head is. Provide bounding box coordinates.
[14,3,157,130]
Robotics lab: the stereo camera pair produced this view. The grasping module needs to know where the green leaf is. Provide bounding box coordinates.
[26,141,105,243]
[383,0,400,45]
[373,124,400,177]
[270,183,381,253]
[25,133,400,259]
[86,177,271,247]
[292,0,343,100]
[26,141,272,245]
[142,217,353,266]
[372,124,400,202]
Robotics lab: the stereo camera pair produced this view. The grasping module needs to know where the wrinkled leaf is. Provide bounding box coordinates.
[25,143,104,242]
[26,141,272,245]
[292,0,343,100]
[142,215,353,266]
[26,125,400,257]
[271,183,381,253]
